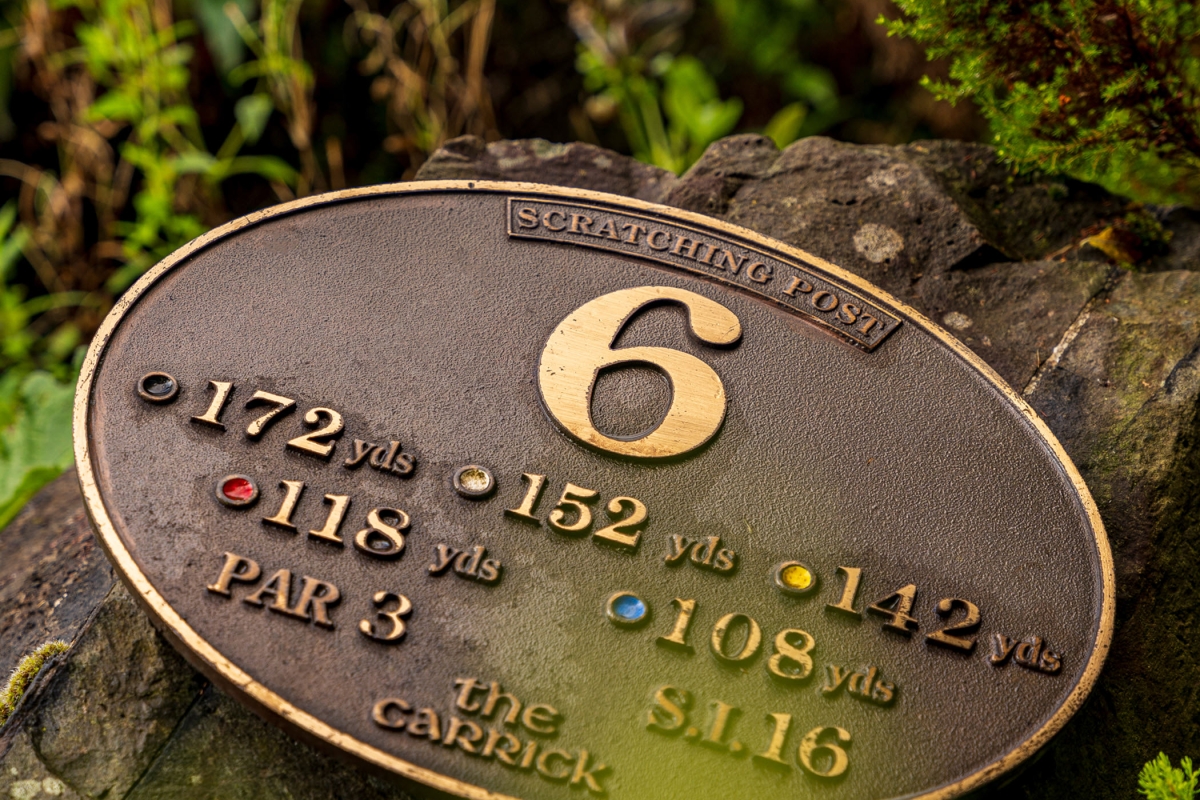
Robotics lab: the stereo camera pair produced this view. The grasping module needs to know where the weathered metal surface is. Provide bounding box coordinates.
[74,183,1113,800]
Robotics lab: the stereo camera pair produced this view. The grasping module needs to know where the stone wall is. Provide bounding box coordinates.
[4,134,1200,799]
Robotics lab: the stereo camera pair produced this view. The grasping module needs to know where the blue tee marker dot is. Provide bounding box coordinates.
[613,595,645,621]
[606,592,648,627]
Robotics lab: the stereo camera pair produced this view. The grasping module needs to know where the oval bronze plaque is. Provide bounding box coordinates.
[75,183,1113,800]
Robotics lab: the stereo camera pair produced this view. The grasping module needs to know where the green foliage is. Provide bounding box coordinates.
[762,102,808,150]
[1139,753,1199,800]
[225,0,319,191]
[0,202,80,531]
[341,0,500,179]
[0,0,302,525]
[571,0,839,173]
[0,641,69,728]
[0,203,85,380]
[884,0,1200,206]
[659,55,743,169]
[0,371,76,531]
[189,0,254,75]
[57,0,294,292]
[573,1,742,173]
[704,0,837,129]
[70,0,212,289]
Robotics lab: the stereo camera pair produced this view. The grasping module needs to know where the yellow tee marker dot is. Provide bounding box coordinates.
[782,564,812,589]
[774,561,819,596]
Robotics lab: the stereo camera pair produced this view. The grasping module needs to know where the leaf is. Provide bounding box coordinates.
[690,98,742,146]
[0,371,75,532]
[662,55,743,166]
[764,103,808,149]
[87,90,141,123]
[782,64,838,110]
[20,291,90,316]
[224,154,297,183]
[234,93,273,144]
[0,202,29,281]
[0,466,65,532]
[75,25,117,71]
[159,104,200,127]
[0,201,15,241]
[172,151,218,175]
[41,323,80,365]
[192,0,253,74]
[1081,226,1138,265]
[663,56,720,104]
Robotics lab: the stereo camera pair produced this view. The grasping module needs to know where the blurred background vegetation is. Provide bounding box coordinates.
[0,0,1198,530]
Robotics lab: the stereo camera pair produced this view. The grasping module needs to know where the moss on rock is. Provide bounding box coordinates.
[0,641,67,728]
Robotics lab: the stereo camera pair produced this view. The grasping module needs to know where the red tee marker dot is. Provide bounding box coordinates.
[223,478,254,501]
[216,475,258,507]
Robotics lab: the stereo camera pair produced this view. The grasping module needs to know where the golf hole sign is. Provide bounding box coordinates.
[75,183,1113,800]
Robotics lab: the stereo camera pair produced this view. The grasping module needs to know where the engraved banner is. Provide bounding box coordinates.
[507,197,902,351]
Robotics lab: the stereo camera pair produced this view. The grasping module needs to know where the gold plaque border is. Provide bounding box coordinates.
[74,181,1115,800]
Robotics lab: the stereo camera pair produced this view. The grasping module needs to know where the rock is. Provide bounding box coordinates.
[0,469,114,680]
[22,583,201,798]
[125,686,400,800]
[1150,207,1200,271]
[415,135,677,203]
[0,580,409,800]
[661,133,781,216]
[1015,270,1200,797]
[4,134,1200,799]
[668,136,1126,301]
[1,733,83,800]
[911,259,1113,389]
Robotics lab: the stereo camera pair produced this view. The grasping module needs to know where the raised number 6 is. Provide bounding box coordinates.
[538,286,742,459]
